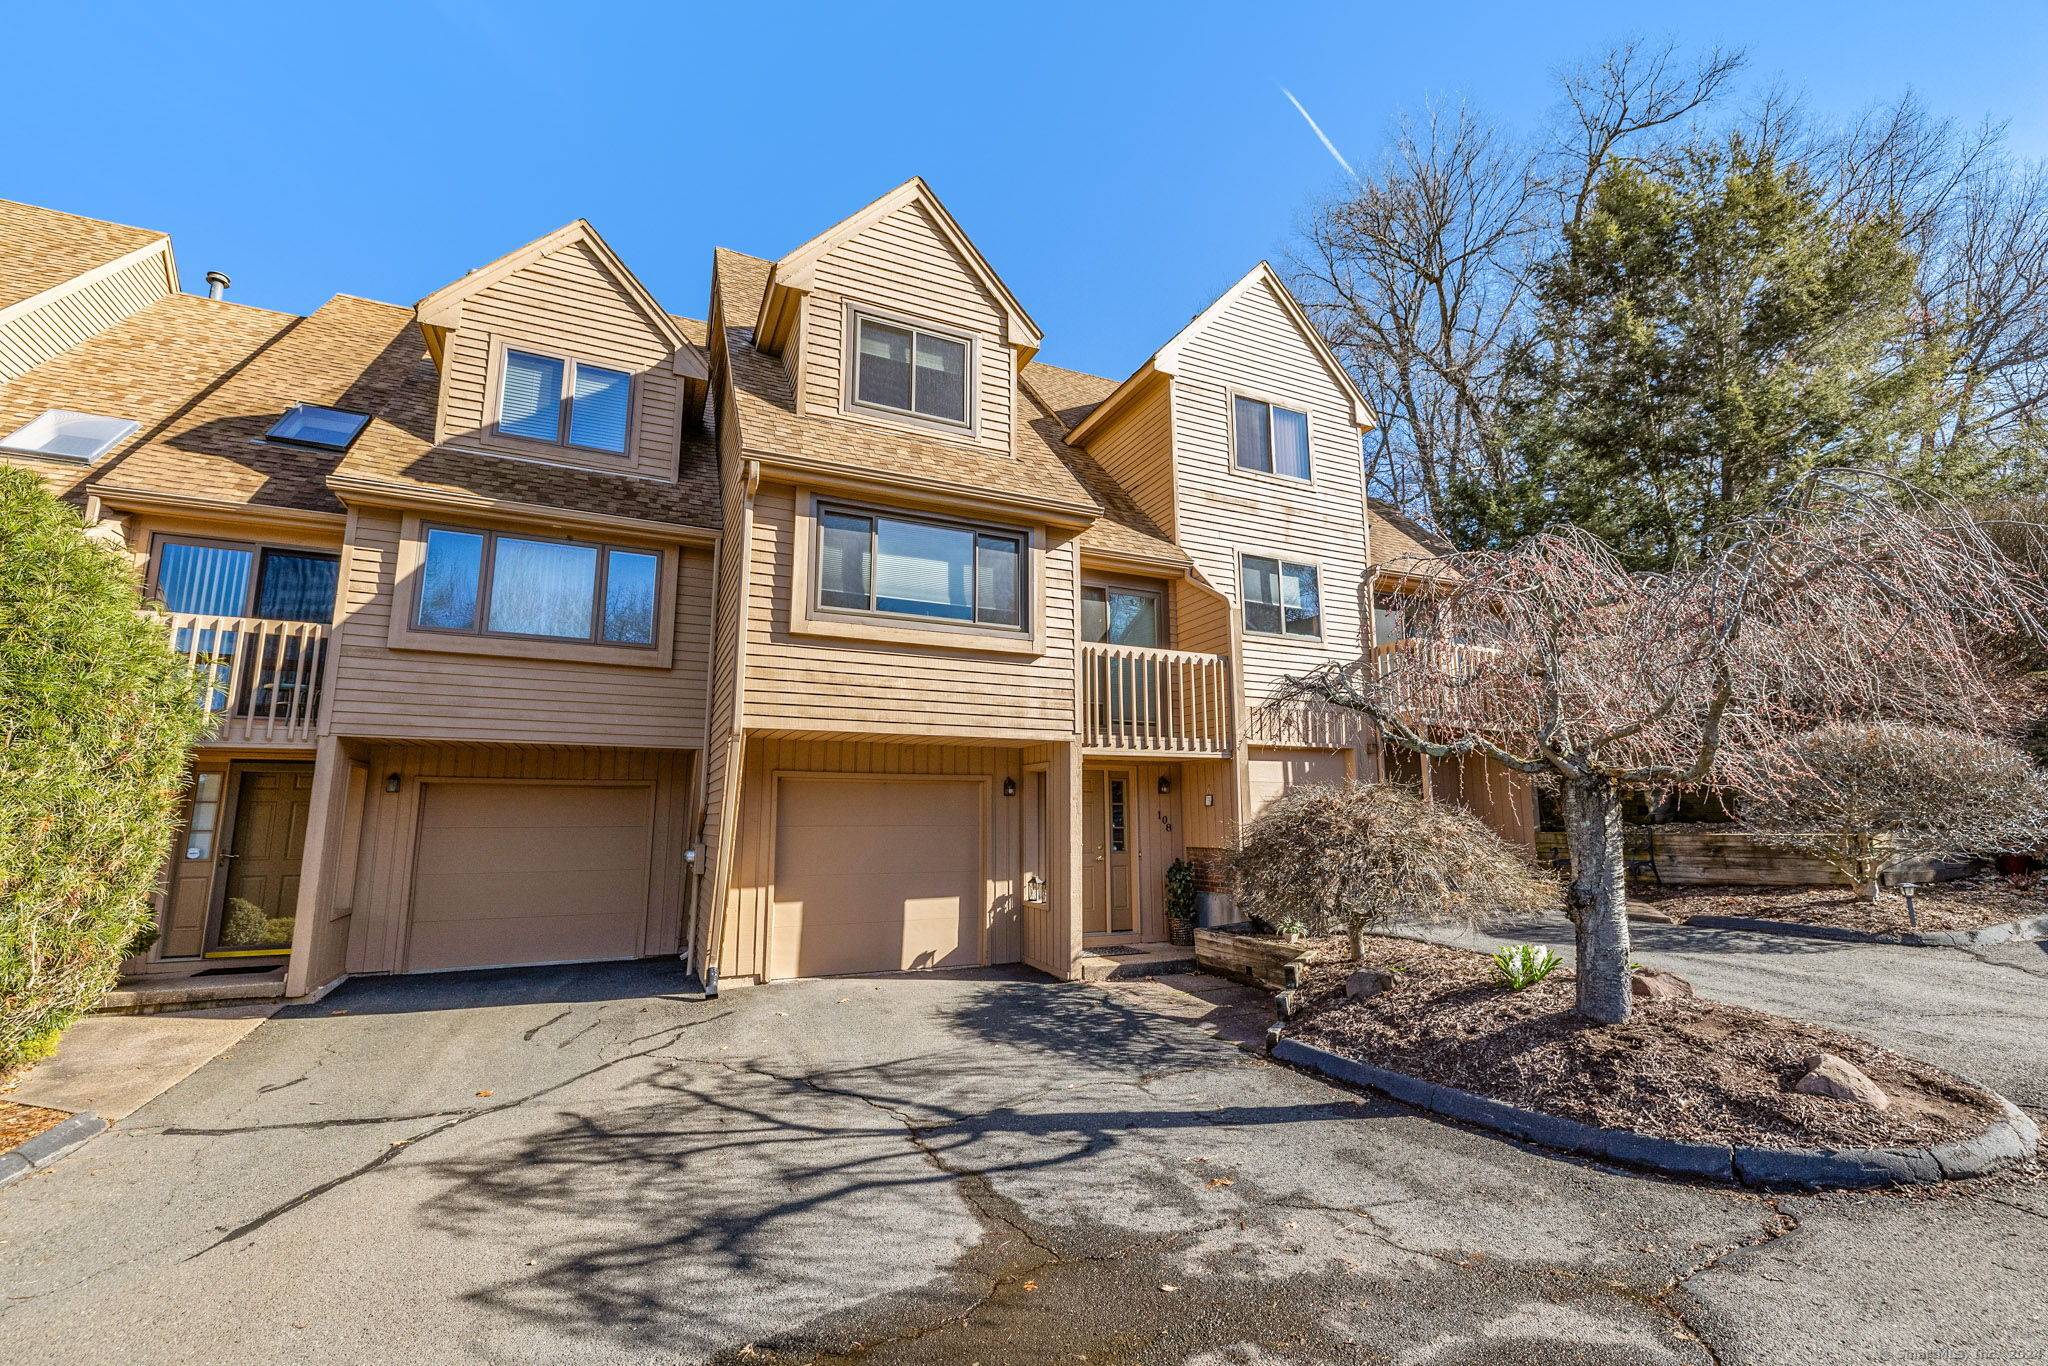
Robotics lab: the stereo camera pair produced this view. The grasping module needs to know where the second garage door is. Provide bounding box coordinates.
[1246,747,1353,819]
[408,782,653,973]
[770,777,983,980]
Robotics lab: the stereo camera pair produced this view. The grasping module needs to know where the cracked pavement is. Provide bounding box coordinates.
[1,948,2043,1365]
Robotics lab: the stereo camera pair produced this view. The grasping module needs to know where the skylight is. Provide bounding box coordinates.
[267,404,370,451]
[0,410,141,463]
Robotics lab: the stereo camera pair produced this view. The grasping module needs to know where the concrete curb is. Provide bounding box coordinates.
[1270,1038,2039,1190]
[0,1112,108,1190]
[1684,911,2048,948]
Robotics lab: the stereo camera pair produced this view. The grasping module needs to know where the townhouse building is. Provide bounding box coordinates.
[0,186,1532,1003]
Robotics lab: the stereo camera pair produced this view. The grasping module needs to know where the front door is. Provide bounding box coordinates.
[1082,768,1135,937]
[208,765,313,956]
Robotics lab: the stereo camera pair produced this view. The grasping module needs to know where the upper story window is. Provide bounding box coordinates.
[151,537,339,624]
[1082,584,1163,648]
[267,404,370,451]
[818,505,1022,629]
[1233,395,1311,479]
[498,349,632,454]
[1,409,140,463]
[414,524,659,646]
[851,315,970,426]
[1241,554,1321,639]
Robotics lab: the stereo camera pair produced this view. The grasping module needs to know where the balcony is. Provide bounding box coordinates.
[164,612,330,745]
[1372,636,1510,727]
[1082,643,1232,754]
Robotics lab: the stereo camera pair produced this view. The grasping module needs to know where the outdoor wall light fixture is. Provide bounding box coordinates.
[1204,794,1214,806]
[384,773,401,793]
[1157,776,1172,795]
[1003,777,1017,796]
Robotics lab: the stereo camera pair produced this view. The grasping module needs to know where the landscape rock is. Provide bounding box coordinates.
[1629,967,1694,1000]
[1627,907,1680,924]
[1793,1053,1890,1110]
[1345,969,1397,1000]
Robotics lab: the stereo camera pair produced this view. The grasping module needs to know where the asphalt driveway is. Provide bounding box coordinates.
[1,950,2043,1365]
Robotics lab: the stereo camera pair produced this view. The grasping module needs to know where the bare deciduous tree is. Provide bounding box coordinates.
[1225,782,1556,963]
[1278,475,2046,1023]
[1741,724,2048,899]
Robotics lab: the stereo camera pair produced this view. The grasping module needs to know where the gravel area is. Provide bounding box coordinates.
[1286,934,2003,1150]
[1634,877,2048,933]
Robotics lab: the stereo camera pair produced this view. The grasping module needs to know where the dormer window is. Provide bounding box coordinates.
[851,314,970,426]
[267,404,370,451]
[498,348,632,453]
[1233,395,1312,479]
[1,409,140,463]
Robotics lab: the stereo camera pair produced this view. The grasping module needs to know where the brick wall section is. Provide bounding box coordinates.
[1184,846,1232,894]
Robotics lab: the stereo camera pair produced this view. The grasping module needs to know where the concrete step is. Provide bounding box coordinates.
[1076,944,1199,982]
[96,971,287,1015]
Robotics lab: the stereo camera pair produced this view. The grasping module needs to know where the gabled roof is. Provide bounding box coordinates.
[1068,262,1376,443]
[415,219,705,377]
[753,178,1042,359]
[1019,362,1121,433]
[1368,498,1459,584]
[0,199,175,317]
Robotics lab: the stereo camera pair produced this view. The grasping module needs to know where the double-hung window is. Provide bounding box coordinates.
[1232,395,1311,479]
[414,525,661,646]
[851,315,970,426]
[817,506,1023,628]
[498,349,633,453]
[1241,555,1321,639]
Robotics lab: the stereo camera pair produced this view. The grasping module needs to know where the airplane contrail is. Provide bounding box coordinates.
[1280,86,1357,181]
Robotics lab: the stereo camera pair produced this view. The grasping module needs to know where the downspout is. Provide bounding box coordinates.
[700,458,759,998]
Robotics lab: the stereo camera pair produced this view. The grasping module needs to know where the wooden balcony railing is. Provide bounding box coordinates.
[1373,636,1509,727]
[163,612,330,745]
[1082,643,1232,754]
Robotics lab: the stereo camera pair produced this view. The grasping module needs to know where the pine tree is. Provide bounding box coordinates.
[1447,137,1955,570]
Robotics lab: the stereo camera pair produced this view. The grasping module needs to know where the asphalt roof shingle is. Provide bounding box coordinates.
[0,200,165,313]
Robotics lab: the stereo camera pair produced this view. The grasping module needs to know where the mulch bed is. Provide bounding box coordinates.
[0,1100,73,1152]
[1635,876,2048,934]
[1286,934,2003,1151]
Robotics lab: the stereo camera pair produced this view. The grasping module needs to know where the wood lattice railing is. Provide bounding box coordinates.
[162,612,330,745]
[1082,643,1232,754]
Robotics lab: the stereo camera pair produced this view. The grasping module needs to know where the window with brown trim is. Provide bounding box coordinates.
[497,348,633,453]
[413,524,660,646]
[816,504,1023,629]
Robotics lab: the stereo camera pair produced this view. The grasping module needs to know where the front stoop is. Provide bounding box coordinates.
[1077,943,1199,982]
[96,968,288,1015]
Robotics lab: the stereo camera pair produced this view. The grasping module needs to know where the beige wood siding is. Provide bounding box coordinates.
[797,200,1015,454]
[324,509,711,747]
[739,482,1081,740]
[343,744,692,974]
[718,738,1032,983]
[436,241,685,480]
[1168,275,1372,741]
[0,246,171,382]
[1079,382,1177,540]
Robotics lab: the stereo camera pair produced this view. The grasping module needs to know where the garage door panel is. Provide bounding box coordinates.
[416,823,651,876]
[406,783,654,973]
[408,912,644,973]
[771,778,982,980]
[1247,747,1351,818]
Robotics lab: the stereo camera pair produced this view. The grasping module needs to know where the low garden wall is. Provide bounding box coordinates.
[1533,824,1966,887]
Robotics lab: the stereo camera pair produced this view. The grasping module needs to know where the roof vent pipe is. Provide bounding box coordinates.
[204,271,231,301]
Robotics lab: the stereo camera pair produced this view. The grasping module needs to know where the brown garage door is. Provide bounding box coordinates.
[1246,747,1352,818]
[770,778,982,980]
[408,782,653,973]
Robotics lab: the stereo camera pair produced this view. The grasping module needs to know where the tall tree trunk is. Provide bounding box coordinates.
[1562,774,1632,1023]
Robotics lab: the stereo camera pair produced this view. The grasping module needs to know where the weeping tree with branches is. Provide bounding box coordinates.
[1279,474,2047,1023]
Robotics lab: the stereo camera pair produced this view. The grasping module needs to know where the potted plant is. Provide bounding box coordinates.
[1164,857,1198,947]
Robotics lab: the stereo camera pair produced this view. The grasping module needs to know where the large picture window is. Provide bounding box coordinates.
[851,315,970,425]
[414,525,660,646]
[498,349,633,453]
[1232,396,1311,479]
[1241,554,1322,638]
[817,506,1023,628]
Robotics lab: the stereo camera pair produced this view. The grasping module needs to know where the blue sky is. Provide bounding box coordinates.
[12,1,2048,381]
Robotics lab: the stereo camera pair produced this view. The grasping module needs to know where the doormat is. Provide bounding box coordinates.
[1083,946,1146,958]
[194,965,279,977]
